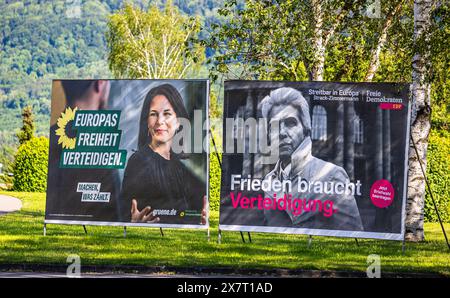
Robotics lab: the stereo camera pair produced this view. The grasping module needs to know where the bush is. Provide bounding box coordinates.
[208,92,223,212]
[425,129,450,222]
[13,136,49,192]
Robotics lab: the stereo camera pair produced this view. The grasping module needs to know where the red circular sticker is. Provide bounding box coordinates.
[370,180,395,208]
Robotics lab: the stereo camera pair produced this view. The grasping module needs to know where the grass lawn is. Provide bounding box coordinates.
[0,191,449,276]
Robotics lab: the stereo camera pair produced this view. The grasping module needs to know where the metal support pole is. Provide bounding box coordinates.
[210,129,222,168]
[83,225,87,234]
[123,226,127,238]
[218,229,222,244]
[247,232,252,243]
[160,227,164,237]
[355,238,359,247]
[43,223,46,236]
[308,235,313,248]
[240,231,246,243]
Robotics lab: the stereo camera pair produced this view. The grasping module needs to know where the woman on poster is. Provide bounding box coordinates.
[120,84,207,225]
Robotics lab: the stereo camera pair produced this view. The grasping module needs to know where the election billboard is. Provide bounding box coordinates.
[219,81,410,240]
[45,80,209,229]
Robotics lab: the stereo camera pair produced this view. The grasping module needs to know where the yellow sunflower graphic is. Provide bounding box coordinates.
[55,107,78,149]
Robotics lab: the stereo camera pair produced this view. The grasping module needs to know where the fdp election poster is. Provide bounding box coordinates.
[219,81,410,240]
[45,80,209,229]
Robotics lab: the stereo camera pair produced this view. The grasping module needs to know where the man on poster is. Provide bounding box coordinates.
[260,87,363,230]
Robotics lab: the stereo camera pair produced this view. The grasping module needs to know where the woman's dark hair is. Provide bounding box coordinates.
[138,84,189,150]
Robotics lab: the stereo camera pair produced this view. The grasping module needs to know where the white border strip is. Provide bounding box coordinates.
[44,219,209,230]
[205,79,211,228]
[219,224,404,240]
[400,93,412,239]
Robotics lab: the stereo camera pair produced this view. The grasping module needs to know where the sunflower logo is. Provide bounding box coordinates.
[55,107,78,149]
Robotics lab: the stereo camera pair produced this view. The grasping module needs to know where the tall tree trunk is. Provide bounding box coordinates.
[311,0,362,81]
[364,0,404,81]
[405,0,433,242]
[311,0,325,81]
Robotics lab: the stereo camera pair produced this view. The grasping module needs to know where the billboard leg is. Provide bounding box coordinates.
[248,232,252,243]
[160,228,164,237]
[210,129,222,168]
[83,225,87,234]
[218,229,222,244]
[355,238,359,247]
[123,226,127,238]
[240,231,246,243]
[308,235,313,248]
[43,224,46,236]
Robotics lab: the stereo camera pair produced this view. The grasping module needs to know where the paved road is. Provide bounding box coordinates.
[0,195,22,215]
[0,271,264,278]
[0,271,191,278]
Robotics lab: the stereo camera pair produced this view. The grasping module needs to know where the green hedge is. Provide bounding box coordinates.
[425,129,450,222]
[13,136,49,192]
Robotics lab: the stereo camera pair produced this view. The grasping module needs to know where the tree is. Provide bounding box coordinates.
[205,0,416,83]
[364,0,406,81]
[0,144,15,186]
[106,1,205,79]
[206,0,450,236]
[405,0,435,242]
[13,136,49,192]
[205,0,379,81]
[17,105,35,145]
